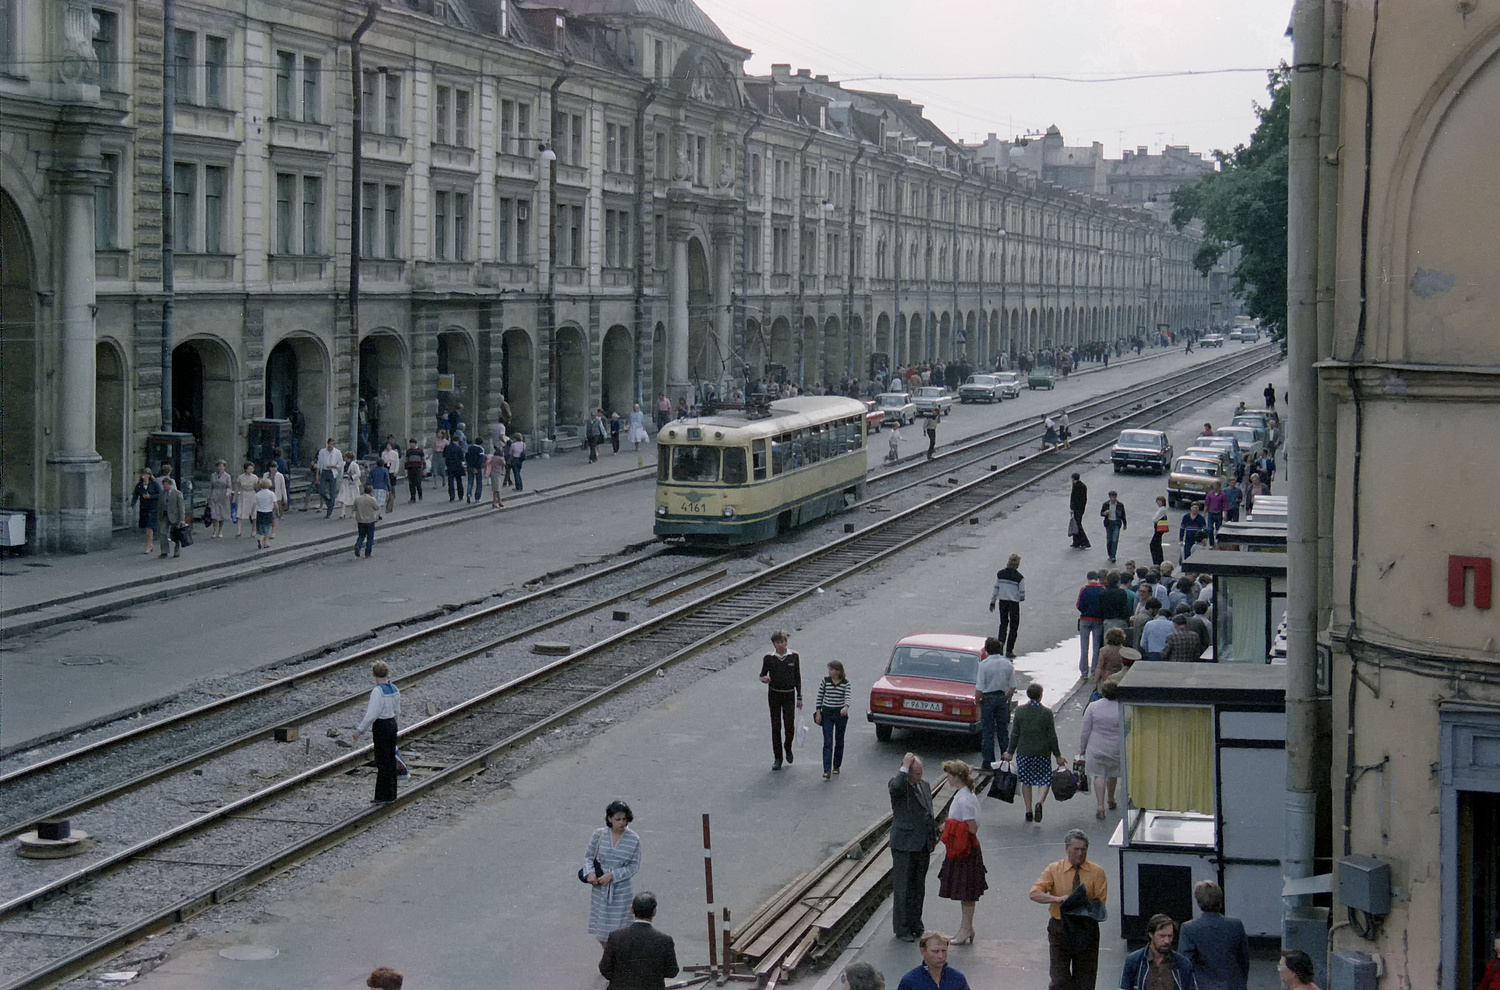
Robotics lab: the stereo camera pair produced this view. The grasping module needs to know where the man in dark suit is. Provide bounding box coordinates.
[599,892,679,990]
[888,752,937,941]
[1178,880,1250,990]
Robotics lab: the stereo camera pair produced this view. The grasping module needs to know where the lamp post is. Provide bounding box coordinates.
[540,142,557,449]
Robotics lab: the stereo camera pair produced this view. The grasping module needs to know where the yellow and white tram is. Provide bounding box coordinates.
[654,396,869,545]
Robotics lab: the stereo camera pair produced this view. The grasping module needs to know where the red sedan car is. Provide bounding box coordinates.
[868,632,985,743]
[863,398,886,433]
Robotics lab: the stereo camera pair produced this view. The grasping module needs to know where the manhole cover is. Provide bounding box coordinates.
[218,946,279,961]
[59,655,113,667]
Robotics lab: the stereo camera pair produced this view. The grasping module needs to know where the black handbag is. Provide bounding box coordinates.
[173,523,194,547]
[988,762,1019,803]
[578,831,604,883]
[1051,766,1078,801]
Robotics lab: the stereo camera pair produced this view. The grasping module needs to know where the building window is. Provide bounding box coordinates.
[653,39,663,82]
[800,230,816,275]
[553,110,586,166]
[694,135,707,186]
[604,208,631,268]
[91,8,119,90]
[500,98,532,156]
[496,193,531,264]
[749,154,762,196]
[205,34,227,107]
[876,240,887,279]
[95,152,120,249]
[361,70,402,137]
[560,203,583,266]
[877,181,889,211]
[273,172,322,255]
[434,191,448,259]
[361,181,403,259]
[605,122,632,173]
[653,212,666,269]
[434,85,470,147]
[171,161,230,253]
[827,232,841,273]
[275,51,321,121]
[827,170,842,206]
[746,223,761,272]
[173,30,195,103]
[773,159,790,199]
[654,130,667,178]
[772,226,789,273]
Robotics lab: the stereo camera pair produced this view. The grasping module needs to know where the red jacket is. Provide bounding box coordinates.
[1479,957,1500,990]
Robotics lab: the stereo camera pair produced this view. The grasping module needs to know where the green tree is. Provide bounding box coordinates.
[1171,66,1289,329]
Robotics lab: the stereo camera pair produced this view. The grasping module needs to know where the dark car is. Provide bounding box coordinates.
[1111,429,1173,475]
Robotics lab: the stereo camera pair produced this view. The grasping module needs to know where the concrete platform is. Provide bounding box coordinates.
[115,353,1288,990]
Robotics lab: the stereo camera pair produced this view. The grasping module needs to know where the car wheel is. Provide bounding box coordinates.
[1114,463,1122,474]
[875,723,893,743]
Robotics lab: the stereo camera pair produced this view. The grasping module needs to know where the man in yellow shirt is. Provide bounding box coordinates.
[1030,829,1109,990]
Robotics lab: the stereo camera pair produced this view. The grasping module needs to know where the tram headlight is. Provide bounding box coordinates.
[656,505,668,517]
[721,507,736,518]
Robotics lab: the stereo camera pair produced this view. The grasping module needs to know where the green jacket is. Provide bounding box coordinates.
[1009,700,1061,758]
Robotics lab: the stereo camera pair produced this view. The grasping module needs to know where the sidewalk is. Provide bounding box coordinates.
[0,343,1183,635]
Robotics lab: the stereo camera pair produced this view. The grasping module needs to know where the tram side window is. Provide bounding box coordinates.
[672,445,720,482]
[752,439,768,481]
[657,448,671,482]
[723,447,748,484]
[771,439,788,475]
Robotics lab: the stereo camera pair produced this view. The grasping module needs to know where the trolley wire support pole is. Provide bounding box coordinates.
[703,813,719,979]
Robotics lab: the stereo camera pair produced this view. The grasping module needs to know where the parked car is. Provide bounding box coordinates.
[1216,425,1260,455]
[1028,370,1056,390]
[875,391,918,427]
[959,374,1005,404]
[1168,455,1228,508]
[862,399,886,433]
[867,632,986,743]
[1200,333,1226,348]
[1111,429,1173,475]
[912,386,953,417]
[1184,444,1236,478]
[1193,434,1242,468]
[1233,410,1280,450]
[993,372,1023,398]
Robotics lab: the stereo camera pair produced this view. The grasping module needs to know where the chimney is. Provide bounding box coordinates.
[771,63,791,80]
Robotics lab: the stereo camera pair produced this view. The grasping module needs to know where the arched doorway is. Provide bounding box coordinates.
[822,315,843,385]
[964,311,977,362]
[687,238,716,383]
[359,331,408,454]
[770,317,793,376]
[601,324,634,416]
[501,327,535,435]
[801,316,819,387]
[874,313,892,367]
[908,313,922,366]
[989,309,1001,363]
[556,324,588,428]
[1028,309,1039,351]
[1,190,37,511]
[436,329,474,437]
[848,314,864,380]
[172,337,237,477]
[744,318,765,380]
[938,312,953,363]
[96,341,128,517]
[895,313,908,368]
[266,334,330,465]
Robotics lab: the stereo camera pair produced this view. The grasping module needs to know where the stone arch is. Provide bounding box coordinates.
[501,327,536,436]
[556,323,589,429]
[908,312,922,366]
[874,312,892,370]
[744,318,766,378]
[895,313,908,368]
[172,335,239,475]
[848,313,864,380]
[0,188,38,511]
[359,329,409,454]
[601,324,635,416]
[1028,308,1039,351]
[96,339,129,515]
[769,316,793,374]
[938,312,953,363]
[801,315,819,387]
[822,314,843,384]
[266,333,331,463]
[964,310,977,362]
[437,328,476,435]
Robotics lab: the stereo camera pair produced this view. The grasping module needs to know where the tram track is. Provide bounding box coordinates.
[0,346,1276,990]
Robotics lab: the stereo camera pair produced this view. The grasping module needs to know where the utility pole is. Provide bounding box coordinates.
[160,0,175,431]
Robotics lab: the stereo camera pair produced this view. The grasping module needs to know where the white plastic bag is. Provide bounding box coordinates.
[795,720,809,748]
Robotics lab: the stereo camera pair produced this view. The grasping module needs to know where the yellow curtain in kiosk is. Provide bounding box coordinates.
[1126,706,1214,814]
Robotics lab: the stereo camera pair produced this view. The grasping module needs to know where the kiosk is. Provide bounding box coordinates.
[1108,662,1287,942]
[1189,549,1288,664]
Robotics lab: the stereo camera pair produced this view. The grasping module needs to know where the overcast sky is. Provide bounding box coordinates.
[694,0,1293,160]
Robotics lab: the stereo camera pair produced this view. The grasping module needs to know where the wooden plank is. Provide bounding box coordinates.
[780,925,821,974]
[728,869,809,946]
[812,846,893,932]
[738,858,861,958]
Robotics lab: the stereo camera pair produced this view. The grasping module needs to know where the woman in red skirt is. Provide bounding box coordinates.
[936,759,988,944]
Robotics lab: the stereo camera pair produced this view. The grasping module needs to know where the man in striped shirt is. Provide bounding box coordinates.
[988,554,1026,658]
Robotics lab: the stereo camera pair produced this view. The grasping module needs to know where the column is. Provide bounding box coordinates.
[668,228,690,391]
[712,226,734,386]
[48,167,112,551]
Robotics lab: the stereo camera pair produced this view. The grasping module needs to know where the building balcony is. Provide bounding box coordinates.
[478,262,535,287]
[361,258,408,283]
[178,253,239,281]
[601,268,633,288]
[431,143,476,172]
[269,118,332,154]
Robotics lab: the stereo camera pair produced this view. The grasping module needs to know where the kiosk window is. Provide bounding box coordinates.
[1126,706,1214,814]
[723,448,747,484]
[671,446,720,482]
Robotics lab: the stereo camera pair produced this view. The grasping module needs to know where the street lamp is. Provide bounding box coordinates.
[539,143,557,449]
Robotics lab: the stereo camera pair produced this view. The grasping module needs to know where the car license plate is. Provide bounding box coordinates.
[904,699,943,712]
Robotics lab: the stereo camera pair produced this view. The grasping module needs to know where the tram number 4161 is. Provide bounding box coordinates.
[679,499,709,515]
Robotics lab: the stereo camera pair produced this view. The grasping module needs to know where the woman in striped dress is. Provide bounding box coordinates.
[814,661,853,779]
[584,800,642,942]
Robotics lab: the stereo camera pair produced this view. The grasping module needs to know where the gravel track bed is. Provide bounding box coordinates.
[0,548,704,831]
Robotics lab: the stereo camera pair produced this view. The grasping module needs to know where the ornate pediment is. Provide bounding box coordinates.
[671,49,740,109]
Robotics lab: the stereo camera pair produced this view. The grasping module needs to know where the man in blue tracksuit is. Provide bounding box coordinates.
[1120,914,1197,990]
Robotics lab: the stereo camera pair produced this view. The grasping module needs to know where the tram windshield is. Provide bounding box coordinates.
[669,445,720,482]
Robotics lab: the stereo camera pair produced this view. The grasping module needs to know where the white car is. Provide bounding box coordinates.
[875,392,918,426]
[912,386,953,417]
[1200,334,1226,348]
[993,372,1023,399]
[959,374,1005,404]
